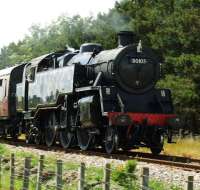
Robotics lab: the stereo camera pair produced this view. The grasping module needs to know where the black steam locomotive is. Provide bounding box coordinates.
[0,31,176,154]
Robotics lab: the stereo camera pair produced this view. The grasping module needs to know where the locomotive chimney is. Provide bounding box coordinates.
[117,31,135,47]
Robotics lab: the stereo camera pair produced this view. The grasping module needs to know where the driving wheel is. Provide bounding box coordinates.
[77,128,95,150]
[45,112,57,147]
[59,110,76,149]
[150,132,164,155]
[105,126,119,154]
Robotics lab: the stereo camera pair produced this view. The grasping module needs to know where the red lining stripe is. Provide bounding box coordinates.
[108,112,176,126]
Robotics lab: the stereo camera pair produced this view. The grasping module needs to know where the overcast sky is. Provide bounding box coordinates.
[0,0,117,48]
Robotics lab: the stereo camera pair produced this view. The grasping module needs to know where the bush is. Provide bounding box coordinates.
[112,160,138,190]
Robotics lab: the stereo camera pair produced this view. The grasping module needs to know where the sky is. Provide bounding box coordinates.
[0,0,117,48]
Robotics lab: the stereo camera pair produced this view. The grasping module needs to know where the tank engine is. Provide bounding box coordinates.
[0,31,177,154]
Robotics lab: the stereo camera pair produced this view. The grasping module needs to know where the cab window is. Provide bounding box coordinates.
[0,79,7,100]
[37,58,55,72]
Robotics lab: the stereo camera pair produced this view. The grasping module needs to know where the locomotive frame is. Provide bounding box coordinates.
[0,31,177,155]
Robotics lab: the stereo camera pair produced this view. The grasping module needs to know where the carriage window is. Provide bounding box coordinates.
[0,79,3,100]
[4,79,7,97]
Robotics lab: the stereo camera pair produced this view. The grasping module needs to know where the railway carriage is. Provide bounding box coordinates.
[0,31,177,154]
[0,64,25,137]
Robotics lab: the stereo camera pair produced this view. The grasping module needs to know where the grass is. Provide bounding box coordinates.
[149,180,183,190]
[0,143,79,190]
[163,137,200,159]
[137,137,200,159]
[0,138,195,190]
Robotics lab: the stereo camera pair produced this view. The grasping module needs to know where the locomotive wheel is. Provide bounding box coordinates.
[77,128,95,151]
[34,128,43,145]
[25,129,34,144]
[25,124,34,144]
[60,128,75,149]
[150,133,164,155]
[105,126,119,154]
[10,129,18,140]
[59,110,75,149]
[45,112,57,147]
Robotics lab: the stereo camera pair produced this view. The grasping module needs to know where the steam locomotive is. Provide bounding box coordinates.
[0,31,177,154]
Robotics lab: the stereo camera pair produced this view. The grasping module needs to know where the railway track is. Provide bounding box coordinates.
[1,138,200,171]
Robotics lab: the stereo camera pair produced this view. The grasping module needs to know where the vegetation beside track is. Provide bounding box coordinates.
[137,137,200,159]
[164,137,200,159]
[0,143,183,190]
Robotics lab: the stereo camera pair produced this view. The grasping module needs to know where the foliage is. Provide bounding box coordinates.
[149,180,183,190]
[112,160,138,189]
[158,75,199,113]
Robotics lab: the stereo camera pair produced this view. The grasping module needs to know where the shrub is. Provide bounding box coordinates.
[112,160,138,190]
